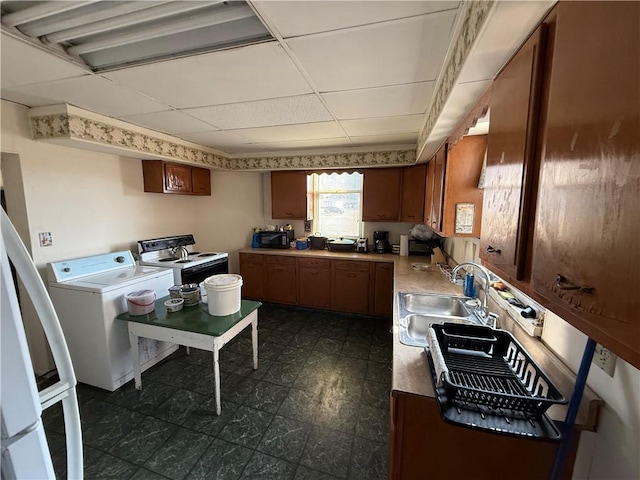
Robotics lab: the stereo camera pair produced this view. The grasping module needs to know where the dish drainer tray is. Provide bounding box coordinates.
[425,323,567,440]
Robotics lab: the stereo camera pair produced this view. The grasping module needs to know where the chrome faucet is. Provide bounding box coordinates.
[450,262,497,328]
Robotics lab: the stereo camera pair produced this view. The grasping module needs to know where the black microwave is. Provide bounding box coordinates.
[257,230,295,249]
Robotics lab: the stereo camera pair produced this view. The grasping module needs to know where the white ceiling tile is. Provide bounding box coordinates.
[254,1,457,38]
[185,95,332,130]
[350,133,418,147]
[228,122,344,143]
[256,137,352,151]
[322,82,434,120]
[0,33,87,89]
[103,42,313,108]
[177,131,257,153]
[341,115,423,137]
[287,11,457,92]
[119,110,218,135]
[5,75,166,116]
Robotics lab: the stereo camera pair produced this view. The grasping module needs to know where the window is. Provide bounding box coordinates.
[309,172,363,237]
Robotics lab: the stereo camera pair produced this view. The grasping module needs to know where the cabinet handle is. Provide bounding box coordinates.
[555,274,593,293]
[486,245,502,254]
[347,273,357,278]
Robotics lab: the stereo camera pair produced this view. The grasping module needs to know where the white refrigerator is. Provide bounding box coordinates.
[0,209,82,479]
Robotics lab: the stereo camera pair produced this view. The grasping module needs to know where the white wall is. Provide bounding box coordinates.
[1,100,264,373]
[443,235,640,479]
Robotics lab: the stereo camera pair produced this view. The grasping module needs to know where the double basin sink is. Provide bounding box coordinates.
[397,292,481,347]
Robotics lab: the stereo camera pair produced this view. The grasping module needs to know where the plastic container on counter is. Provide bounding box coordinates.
[124,289,156,316]
[204,274,243,316]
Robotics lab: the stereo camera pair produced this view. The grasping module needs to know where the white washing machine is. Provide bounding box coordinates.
[47,251,177,391]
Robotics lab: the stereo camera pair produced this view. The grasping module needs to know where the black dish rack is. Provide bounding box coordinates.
[425,323,567,440]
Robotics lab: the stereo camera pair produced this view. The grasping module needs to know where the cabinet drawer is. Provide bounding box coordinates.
[265,255,296,266]
[333,260,371,272]
[240,253,264,265]
[298,258,331,269]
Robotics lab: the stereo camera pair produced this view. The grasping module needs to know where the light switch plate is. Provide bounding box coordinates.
[592,343,616,377]
[39,232,53,247]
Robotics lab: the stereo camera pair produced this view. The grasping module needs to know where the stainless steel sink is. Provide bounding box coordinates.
[397,292,480,348]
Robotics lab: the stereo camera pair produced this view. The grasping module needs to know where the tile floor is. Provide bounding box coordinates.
[43,303,393,479]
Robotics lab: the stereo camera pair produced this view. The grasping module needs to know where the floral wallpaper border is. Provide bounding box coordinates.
[30,113,416,170]
[416,0,495,156]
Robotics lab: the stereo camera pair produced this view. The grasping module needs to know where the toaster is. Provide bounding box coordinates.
[355,238,369,253]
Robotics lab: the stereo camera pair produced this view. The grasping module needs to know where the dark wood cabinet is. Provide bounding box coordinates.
[142,160,211,196]
[373,262,394,316]
[423,144,447,232]
[298,258,331,308]
[441,135,486,238]
[531,1,640,368]
[332,260,370,314]
[480,26,545,280]
[271,171,307,220]
[389,392,577,480]
[264,256,297,304]
[400,164,426,223]
[362,168,402,222]
[239,254,265,300]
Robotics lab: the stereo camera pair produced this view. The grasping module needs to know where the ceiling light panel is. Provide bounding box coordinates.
[340,115,424,137]
[119,110,219,135]
[286,10,457,92]
[103,42,312,108]
[186,95,333,130]
[254,0,457,38]
[5,75,166,117]
[322,82,435,120]
[227,122,344,143]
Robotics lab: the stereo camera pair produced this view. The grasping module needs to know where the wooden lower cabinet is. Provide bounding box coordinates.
[264,256,297,304]
[298,258,332,308]
[389,392,578,480]
[239,254,265,300]
[332,261,370,314]
[373,262,394,316]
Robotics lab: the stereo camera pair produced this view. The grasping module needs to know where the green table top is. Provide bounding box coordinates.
[116,297,261,337]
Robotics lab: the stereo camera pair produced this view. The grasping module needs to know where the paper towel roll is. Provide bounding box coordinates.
[400,235,409,256]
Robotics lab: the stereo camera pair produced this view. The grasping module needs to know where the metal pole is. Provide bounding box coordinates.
[549,337,597,480]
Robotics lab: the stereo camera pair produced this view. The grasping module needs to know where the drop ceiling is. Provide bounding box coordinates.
[0,1,555,159]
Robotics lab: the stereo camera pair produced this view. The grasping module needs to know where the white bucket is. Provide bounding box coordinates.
[204,274,242,316]
[124,289,156,316]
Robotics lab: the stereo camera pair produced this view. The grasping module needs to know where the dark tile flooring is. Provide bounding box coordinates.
[43,303,393,479]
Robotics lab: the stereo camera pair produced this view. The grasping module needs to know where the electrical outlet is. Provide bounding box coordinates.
[592,343,616,376]
[38,232,53,247]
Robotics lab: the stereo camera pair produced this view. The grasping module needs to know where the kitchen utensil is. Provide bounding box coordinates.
[326,237,355,252]
[355,238,369,253]
[308,234,328,250]
[373,231,390,253]
[296,238,310,250]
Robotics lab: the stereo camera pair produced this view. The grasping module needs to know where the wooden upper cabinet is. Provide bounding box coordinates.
[142,160,211,196]
[271,171,307,220]
[441,135,486,238]
[400,164,426,223]
[531,1,640,368]
[423,144,447,234]
[480,25,545,280]
[363,168,402,222]
[424,158,436,226]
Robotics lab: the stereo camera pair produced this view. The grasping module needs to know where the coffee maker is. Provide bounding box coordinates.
[373,231,390,254]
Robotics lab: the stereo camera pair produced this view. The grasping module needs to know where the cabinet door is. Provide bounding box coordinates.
[298,258,331,308]
[264,256,297,304]
[480,28,544,280]
[164,163,192,193]
[332,261,370,313]
[239,254,265,300]
[271,171,307,220]
[373,262,394,316]
[532,2,640,367]
[191,167,211,196]
[423,158,435,225]
[362,168,401,222]
[429,145,446,233]
[400,164,426,223]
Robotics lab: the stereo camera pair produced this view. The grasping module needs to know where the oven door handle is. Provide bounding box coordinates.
[186,258,228,274]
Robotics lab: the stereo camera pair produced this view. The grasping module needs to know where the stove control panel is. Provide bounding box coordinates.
[138,234,196,253]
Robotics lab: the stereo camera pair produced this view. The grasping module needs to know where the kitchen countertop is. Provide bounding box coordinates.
[238,247,602,430]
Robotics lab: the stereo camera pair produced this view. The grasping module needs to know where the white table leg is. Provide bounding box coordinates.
[213,341,221,416]
[251,318,258,370]
[129,330,142,390]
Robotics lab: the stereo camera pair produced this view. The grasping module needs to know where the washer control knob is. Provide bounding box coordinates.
[115,256,126,263]
[62,267,71,273]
